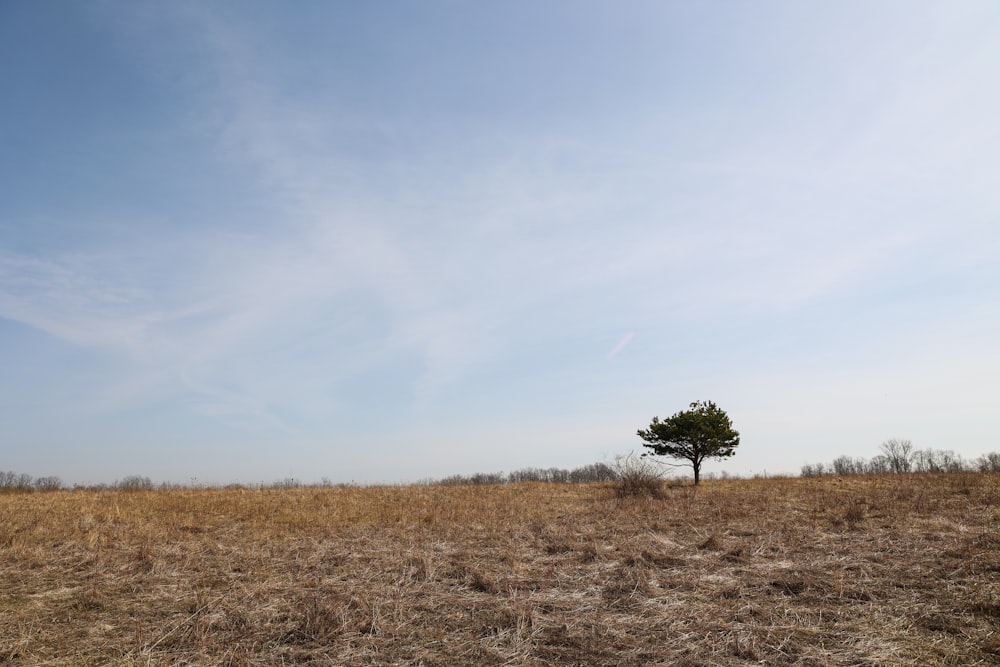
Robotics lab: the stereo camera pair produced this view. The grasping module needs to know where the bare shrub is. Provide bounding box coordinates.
[612,453,664,498]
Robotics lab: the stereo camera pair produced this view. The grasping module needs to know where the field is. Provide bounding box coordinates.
[1,474,998,666]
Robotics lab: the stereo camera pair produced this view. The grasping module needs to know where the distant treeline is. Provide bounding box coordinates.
[0,463,620,493]
[0,471,64,491]
[0,471,155,492]
[435,463,618,485]
[802,448,1000,477]
[5,450,999,494]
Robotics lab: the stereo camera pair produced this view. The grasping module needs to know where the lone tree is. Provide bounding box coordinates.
[637,400,740,485]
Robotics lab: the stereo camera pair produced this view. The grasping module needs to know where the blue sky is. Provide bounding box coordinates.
[2,1,998,484]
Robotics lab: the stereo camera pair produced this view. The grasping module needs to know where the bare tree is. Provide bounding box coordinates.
[0,471,34,491]
[976,452,1000,473]
[832,456,867,476]
[115,475,154,491]
[867,455,891,475]
[880,438,914,474]
[34,476,63,491]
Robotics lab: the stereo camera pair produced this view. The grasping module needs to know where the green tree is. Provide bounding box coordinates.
[637,400,740,485]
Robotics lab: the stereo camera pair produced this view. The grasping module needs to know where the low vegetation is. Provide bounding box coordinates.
[2,473,998,665]
[802,441,1000,477]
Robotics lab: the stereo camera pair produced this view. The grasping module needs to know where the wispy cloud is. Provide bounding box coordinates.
[2,2,998,481]
[607,332,635,360]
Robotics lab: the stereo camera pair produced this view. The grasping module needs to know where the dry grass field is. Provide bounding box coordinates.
[1,473,998,666]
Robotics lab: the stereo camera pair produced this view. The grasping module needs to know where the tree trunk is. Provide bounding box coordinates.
[692,460,701,485]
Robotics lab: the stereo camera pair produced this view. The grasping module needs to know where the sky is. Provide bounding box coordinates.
[1,1,998,485]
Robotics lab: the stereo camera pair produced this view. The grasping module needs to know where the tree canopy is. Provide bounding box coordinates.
[637,400,740,485]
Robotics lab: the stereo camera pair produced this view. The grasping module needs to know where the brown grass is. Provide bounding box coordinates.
[1,474,998,665]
